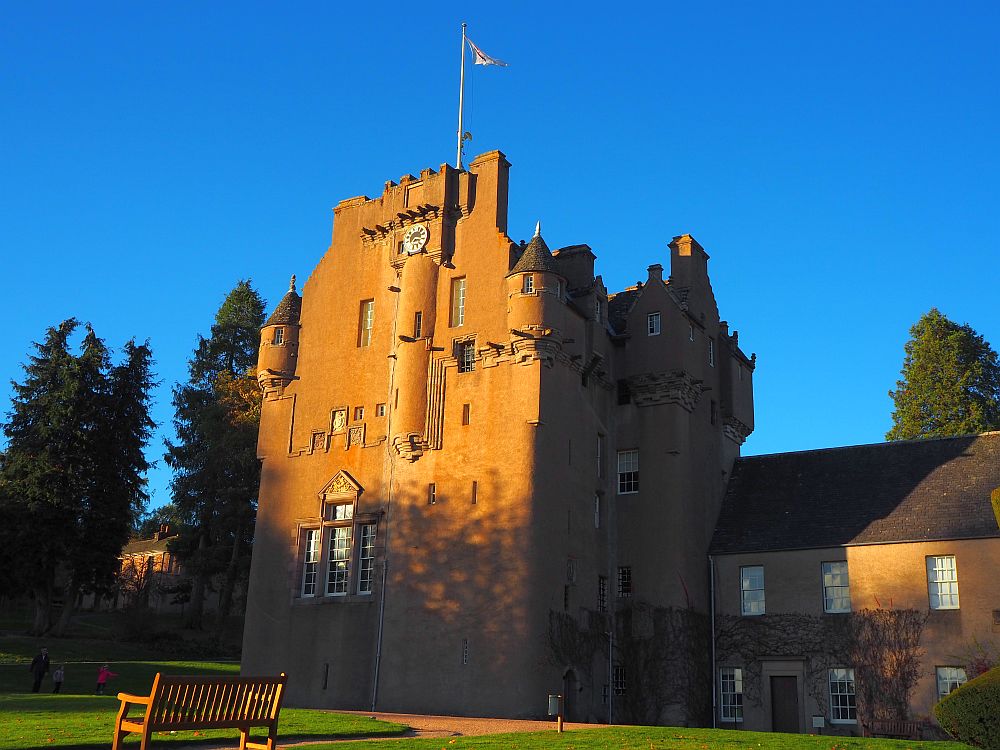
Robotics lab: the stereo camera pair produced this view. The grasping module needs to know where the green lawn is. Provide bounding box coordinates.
[1,658,239,696]
[308,725,973,750]
[0,694,407,750]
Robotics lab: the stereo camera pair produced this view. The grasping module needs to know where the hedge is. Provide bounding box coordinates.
[934,665,1000,749]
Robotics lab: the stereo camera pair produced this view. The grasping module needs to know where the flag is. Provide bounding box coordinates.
[467,37,508,67]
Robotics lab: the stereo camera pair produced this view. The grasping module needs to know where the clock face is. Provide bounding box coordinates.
[402,224,429,254]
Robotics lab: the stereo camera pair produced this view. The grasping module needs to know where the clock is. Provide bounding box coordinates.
[401,224,429,254]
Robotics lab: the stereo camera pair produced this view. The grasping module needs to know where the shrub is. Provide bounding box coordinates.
[934,665,1000,749]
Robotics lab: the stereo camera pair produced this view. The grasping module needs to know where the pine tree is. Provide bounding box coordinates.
[165,280,264,629]
[0,322,155,635]
[887,308,1000,441]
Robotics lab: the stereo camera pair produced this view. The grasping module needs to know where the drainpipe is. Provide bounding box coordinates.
[371,272,403,712]
[710,554,717,729]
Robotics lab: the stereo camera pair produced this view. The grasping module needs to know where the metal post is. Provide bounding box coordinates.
[456,23,467,169]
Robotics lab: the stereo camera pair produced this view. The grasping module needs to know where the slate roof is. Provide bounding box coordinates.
[509,234,561,276]
[265,288,302,327]
[710,432,1000,554]
[607,288,640,334]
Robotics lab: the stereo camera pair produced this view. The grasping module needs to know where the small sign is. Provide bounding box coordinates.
[548,695,561,716]
[811,715,825,728]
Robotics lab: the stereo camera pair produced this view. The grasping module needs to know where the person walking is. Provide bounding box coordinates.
[28,648,49,693]
[51,665,65,693]
[95,664,117,695]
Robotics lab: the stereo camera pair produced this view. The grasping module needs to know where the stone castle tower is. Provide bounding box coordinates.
[242,151,755,723]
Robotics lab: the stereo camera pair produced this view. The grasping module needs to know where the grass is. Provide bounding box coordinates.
[306,725,974,750]
[0,694,407,749]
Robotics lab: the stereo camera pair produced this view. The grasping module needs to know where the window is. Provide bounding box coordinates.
[450,277,467,327]
[720,667,743,722]
[740,565,765,616]
[326,526,351,595]
[354,406,364,421]
[462,403,471,425]
[613,666,626,695]
[272,327,284,345]
[928,555,960,609]
[323,502,354,522]
[566,559,577,583]
[376,403,386,417]
[617,566,632,598]
[301,529,321,597]
[413,311,423,339]
[457,341,475,373]
[594,495,601,528]
[937,667,967,699]
[829,668,857,723]
[358,300,374,347]
[522,274,534,293]
[594,298,602,323]
[598,575,607,612]
[471,480,478,505]
[602,684,609,704]
[357,523,376,594]
[822,561,851,613]
[617,449,639,494]
[462,638,470,665]
[709,337,715,367]
[428,483,437,505]
[689,323,695,341]
[597,434,605,478]
[563,585,570,611]
[647,312,661,336]
[617,379,631,405]
[710,400,718,425]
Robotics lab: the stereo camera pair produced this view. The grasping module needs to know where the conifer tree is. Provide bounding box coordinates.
[165,280,264,629]
[887,309,1000,441]
[0,321,155,635]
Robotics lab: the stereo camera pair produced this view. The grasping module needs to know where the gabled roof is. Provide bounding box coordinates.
[509,233,561,277]
[265,276,302,327]
[711,433,1000,555]
[122,536,177,556]
[607,287,640,334]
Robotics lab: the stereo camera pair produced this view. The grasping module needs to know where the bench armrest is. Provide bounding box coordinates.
[117,693,151,705]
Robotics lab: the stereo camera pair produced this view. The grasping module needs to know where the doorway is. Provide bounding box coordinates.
[770,675,799,733]
[562,669,578,722]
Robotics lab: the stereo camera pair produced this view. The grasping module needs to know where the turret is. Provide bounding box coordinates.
[258,275,301,396]
[506,223,566,335]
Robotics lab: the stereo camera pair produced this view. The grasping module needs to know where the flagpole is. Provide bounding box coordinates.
[456,22,467,169]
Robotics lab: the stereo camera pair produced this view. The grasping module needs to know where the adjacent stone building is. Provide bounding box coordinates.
[242,151,755,723]
[711,432,1000,735]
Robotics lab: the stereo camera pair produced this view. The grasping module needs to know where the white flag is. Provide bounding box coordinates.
[467,38,508,67]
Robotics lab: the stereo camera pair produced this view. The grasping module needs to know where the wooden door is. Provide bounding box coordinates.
[770,676,799,733]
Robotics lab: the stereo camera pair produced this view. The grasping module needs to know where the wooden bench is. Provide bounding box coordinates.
[863,719,922,740]
[113,672,287,750]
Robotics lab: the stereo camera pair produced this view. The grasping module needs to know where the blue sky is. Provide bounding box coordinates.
[2,1,998,511]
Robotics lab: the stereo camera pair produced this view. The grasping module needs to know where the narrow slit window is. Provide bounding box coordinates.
[413,311,423,339]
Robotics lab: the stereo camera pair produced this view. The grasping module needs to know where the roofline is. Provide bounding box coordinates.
[738,430,1000,462]
[710,532,1000,557]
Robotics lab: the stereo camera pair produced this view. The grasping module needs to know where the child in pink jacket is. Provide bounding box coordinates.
[96,664,118,695]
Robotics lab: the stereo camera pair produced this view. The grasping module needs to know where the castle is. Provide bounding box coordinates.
[243,150,753,724]
[242,150,1000,734]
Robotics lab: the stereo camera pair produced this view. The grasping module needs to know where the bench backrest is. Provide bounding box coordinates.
[146,673,287,730]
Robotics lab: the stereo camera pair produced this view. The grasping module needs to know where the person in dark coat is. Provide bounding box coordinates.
[28,647,49,693]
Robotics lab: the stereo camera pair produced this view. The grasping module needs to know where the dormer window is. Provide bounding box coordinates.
[273,327,284,345]
[522,274,534,294]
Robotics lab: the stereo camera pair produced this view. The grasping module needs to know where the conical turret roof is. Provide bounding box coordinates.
[264,275,302,327]
[508,223,562,277]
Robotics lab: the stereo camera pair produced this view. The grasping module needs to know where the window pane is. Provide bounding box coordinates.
[822,561,851,613]
[829,668,857,722]
[617,449,639,494]
[302,529,320,597]
[720,667,743,722]
[937,667,967,698]
[326,526,352,595]
[740,566,765,615]
[928,555,960,609]
[451,278,466,326]
[358,524,376,594]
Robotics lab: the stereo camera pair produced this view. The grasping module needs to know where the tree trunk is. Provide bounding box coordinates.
[217,527,242,625]
[50,576,81,637]
[185,532,208,630]
[30,585,52,636]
